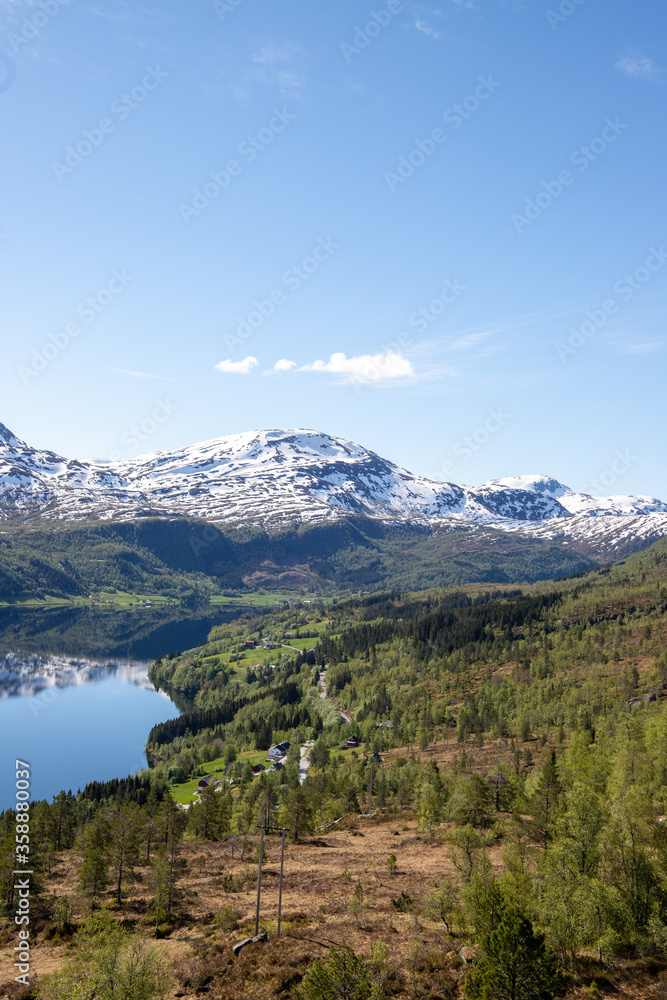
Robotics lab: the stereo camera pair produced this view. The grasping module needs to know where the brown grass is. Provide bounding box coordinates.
[3,805,667,999]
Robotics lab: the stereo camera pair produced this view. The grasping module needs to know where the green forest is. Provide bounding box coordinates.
[3,537,667,998]
[0,514,597,603]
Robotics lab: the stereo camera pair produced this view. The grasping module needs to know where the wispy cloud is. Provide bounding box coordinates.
[215,356,258,375]
[232,39,307,100]
[625,342,664,355]
[615,53,664,81]
[252,42,300,65]
[416,302,589,359]
[446,330,495,352]
[415,19,441,38]
[109,367,173,381]
[273,359,296,372]
[300,351,415,383]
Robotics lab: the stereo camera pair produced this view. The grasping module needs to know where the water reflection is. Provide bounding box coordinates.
[0,650,159,698]
[0,604,247,660]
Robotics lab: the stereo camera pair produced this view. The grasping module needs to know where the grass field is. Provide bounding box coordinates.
[0,589,314,609]
[170,749,271,805]
[192,619,335,678]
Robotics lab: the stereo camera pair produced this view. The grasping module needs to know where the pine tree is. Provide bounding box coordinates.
[528,751,561,849]
[159,794,187,852]
[144,787,161,864]
[150,842,186,932]
[189,784,221,840]
[50,791,77,851]
[280,786,313,843]
[79,811,111,908]
[465,909,565,1000]
[296,942,373,1000]
[108,803,143,906]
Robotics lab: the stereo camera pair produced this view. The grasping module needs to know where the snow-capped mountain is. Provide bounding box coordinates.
[1,422,666,556]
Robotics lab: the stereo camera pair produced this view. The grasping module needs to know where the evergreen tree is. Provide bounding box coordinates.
[465,909,565,1000]
[79,811,111,908]
[189,784,221,840]
[527,751,560,848]
[108,803,143,906]
[280,786,313,843]
[150,843,186,931]
[50,791,77,852]
[144,786,161,864]
[296,942,373,1000]
[158,794,187,852]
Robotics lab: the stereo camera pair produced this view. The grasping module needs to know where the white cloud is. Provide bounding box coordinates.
[215,356,258,375]
[615,53,664,81]
[300,351,415,384]
[273,358,296,372]
[415,19,440,37]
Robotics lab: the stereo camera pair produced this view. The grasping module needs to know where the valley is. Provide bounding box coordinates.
[3,536,667,998]
[4,424,667,998]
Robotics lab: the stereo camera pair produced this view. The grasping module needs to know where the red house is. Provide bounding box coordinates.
[346,736,359,748]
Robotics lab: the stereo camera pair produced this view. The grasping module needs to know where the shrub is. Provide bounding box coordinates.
[296,943,378,1000]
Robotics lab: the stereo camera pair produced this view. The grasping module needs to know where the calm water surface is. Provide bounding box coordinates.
[0,605,249,810]
[0,661,181,810]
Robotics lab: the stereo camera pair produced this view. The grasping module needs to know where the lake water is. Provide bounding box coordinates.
[0,604,253,810]
[0,659,181,810]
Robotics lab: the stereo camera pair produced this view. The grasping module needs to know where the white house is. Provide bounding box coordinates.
[268,741,290,761]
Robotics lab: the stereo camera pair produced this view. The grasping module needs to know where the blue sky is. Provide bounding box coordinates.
[1,0,666,498]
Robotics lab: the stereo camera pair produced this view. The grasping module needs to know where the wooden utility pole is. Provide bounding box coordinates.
[277,828,286,936]
[368,763,374,815]
[379,766,384,814]
[254,826,264,936]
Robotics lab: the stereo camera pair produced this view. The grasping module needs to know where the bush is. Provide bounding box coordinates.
[38,931,170,1000]
[296,943,378,1000]
[209,906,240,934]
[391,891,414,913]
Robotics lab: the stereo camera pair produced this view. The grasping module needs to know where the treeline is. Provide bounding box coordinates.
[0,520,223,601]
[147,665,310,749]
[0,510,599,604]
[79,773,166,807]
[320,591,562,673]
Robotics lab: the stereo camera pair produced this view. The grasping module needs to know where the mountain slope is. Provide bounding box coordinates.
[0,516,597,602]
[1,423,666,560]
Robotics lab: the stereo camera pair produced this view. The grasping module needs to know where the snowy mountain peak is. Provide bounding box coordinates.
[2,423,667,558]
[180,428,373,465]
[480,475,574,499]
[0,423,21,448]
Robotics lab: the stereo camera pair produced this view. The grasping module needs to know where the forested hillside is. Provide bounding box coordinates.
[3,539,667,998]
[0,515,596,602]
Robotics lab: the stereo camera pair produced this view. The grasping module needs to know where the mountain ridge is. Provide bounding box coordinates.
[1,423,666,558]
